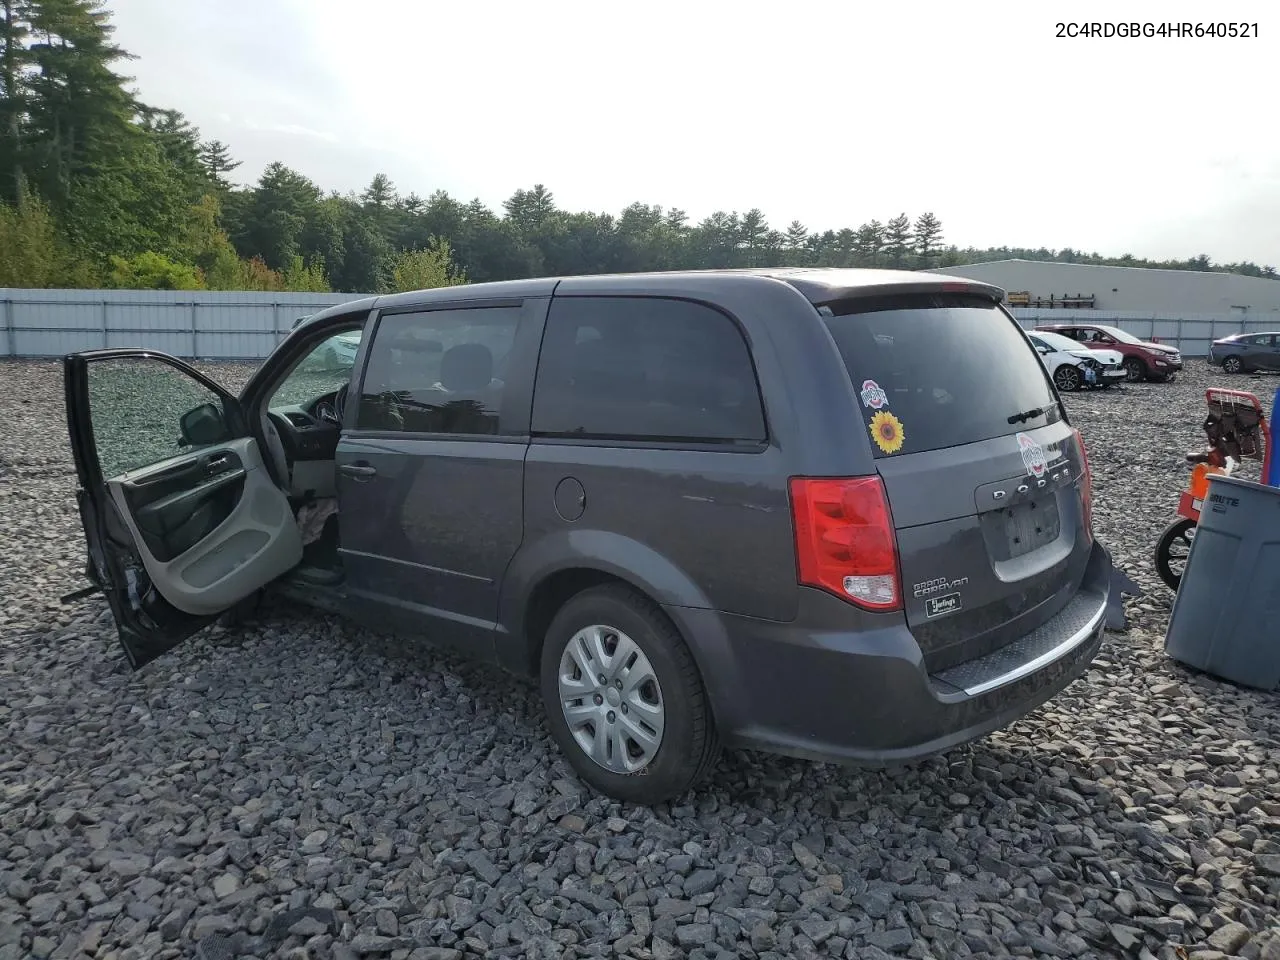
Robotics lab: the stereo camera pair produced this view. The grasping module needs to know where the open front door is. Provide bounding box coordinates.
[65,350,303,669]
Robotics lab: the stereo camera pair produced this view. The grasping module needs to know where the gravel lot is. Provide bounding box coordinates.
[2,357,1279,960]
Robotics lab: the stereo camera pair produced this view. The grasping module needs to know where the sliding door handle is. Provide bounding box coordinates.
[339,463,377,481]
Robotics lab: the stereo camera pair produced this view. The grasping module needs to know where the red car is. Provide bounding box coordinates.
[1034,323,1183,383]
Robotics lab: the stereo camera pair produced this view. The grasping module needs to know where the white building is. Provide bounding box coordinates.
[928,259,1280,316]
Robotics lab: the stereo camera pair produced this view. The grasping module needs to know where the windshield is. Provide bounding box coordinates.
[270,328,363,409]
[1095,324,1143,344]
[822,294,1062,459]
[1036,330,1087,352]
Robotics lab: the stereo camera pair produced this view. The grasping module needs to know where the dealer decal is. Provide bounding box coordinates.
[1017,432,1048,479]
[860,379,889,410]
[925,593,963,619]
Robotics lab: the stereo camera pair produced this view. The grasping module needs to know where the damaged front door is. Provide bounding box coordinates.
[65,351,303,668]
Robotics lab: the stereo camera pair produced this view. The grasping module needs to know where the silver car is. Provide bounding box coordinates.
[1208,332,1280,374]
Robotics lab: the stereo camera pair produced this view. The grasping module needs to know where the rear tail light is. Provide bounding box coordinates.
[789,476,901,611]
[1074,429,1094,541]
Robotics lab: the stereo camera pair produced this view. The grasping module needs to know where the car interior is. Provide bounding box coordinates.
[254,322,365,585]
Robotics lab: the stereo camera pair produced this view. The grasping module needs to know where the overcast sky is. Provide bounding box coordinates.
[106,0,1278,264]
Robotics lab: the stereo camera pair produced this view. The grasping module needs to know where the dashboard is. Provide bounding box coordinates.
[266,386,347,464]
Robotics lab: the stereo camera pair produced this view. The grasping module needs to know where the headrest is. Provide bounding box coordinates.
[440,343,493,392]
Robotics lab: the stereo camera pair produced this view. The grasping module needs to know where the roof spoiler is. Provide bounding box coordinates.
[792,277,1007,307]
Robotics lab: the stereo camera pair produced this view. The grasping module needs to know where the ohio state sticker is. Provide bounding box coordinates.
[1017,432,1048,478]
[859,379,889,410]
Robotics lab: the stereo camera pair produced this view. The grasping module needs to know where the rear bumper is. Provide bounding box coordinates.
[673,541,1111,765]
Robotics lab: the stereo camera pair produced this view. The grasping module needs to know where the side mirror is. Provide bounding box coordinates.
[178,402,230,447]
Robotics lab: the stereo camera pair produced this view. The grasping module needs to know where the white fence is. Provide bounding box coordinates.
[0,288,1275,360]
[0,289,369,360]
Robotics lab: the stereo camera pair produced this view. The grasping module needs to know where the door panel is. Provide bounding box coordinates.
[107,438,301,616]
[65,351,303,669]
[122,448,246,562]
[1264,335,1280,371]
[336,436,525,652]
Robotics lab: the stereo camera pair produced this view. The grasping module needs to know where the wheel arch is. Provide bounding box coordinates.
[495,530,741,729]
[1123,354,1150,379]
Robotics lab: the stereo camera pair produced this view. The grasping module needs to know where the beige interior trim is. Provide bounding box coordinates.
[107,437,303,616]
[289,460,336,498]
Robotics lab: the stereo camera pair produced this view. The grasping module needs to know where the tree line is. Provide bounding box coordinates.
[1,1,1275,294]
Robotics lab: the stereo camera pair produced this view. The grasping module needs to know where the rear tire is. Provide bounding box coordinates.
[539,584,720,805]
[1222,355,1243,374]
[1155,518,1196,592]
[1123,357,1147,382]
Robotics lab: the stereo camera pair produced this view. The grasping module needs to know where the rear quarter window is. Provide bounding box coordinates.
[532,296,766,444]
[821,294,1062,458]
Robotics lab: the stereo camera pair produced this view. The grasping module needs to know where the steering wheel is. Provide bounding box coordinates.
[333,382,349,423]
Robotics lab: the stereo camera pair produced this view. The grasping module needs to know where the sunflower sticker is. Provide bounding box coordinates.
[869,411,906,455]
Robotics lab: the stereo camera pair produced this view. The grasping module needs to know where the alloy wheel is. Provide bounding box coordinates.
[1054,366,1082,392]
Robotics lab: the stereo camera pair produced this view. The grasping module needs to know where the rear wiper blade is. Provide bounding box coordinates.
[1007,406,1047,425]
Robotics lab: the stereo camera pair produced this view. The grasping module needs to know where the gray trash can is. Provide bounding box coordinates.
[1164,474,1280,691]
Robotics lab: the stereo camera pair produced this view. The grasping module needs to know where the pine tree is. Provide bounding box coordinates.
[502,184,556,232]
[913,212,943,267]
[139,106,205,198]
[738,208,769,267]
[884,213,913,267]
[853,220,885,267]
[783,220,808,265]
[0,0,33,204]
[198,139,240,189]
[361,172,396,211]
[25,0,138,204]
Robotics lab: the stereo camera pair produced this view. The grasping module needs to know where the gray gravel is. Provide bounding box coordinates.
[2,357,1280,960]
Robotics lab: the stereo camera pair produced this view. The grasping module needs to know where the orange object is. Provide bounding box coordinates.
[1189,463,1223,500]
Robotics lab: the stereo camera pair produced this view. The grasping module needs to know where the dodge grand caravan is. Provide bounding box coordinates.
[64,268,1112,804]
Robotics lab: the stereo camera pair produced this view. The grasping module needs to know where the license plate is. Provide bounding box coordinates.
[1003,497,1061,559]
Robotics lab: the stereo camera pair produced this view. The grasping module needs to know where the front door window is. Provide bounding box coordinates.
[87,357,230,479]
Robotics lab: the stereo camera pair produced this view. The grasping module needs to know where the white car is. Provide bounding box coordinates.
[1028,330,1127,392]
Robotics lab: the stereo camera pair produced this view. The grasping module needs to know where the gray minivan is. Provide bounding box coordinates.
[64,268,1112,804]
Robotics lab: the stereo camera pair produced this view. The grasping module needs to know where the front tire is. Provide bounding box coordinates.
[1155,517,1196,591]
[1222,355,1243,374]
[540,584,720,805]
[1053,365,1083,392]
[1123,357,1147,382]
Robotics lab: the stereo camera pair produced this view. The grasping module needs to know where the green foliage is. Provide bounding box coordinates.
[105,250,202,290]
[391,237,467,293]
[62,135,195,262]
[281,254,330,292]
[883,213,913,268]
[198,139,239,190]
[232,161,322,270]
[0,195,93,285]
[913,212,943,267]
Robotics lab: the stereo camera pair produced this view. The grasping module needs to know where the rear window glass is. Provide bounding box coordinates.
[821,294,1061,458]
